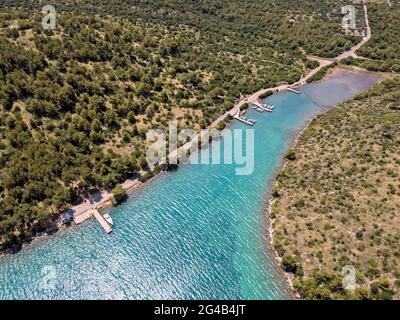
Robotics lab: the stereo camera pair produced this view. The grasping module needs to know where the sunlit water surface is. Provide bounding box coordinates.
[0,69,382,299]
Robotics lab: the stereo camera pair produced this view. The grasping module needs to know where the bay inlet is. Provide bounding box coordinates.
[0,68,384,300]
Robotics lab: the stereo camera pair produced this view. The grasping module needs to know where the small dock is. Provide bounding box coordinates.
[73,209,112,234]
[233,111,255,126]
[92,209,113,234]
[288,88,301,94]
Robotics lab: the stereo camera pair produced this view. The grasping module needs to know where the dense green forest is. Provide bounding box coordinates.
[1,0,362,57]
[272,75,400,299]
[0,0,367,251]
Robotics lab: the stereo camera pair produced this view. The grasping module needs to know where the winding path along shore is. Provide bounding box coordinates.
[68,1,372,228]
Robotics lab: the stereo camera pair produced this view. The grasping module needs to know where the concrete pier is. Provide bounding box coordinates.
[73,209,112,234]
[233,111,255,126]
[288,88,301,94]
[74,210,92,225]
[92,209,113,234]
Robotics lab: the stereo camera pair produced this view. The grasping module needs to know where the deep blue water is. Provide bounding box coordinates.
[0,70,382,299]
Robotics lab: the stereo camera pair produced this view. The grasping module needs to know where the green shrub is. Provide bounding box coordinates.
[282,255,302,274]
[285,149,297,161]
[111,184,127,206]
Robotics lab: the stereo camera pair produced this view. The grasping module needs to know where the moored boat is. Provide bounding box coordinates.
[103,213,114,225]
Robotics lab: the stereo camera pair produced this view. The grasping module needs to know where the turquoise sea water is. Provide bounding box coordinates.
[0,70,383,299]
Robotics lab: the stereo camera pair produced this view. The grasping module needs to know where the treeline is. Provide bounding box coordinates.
[0,0,361,58]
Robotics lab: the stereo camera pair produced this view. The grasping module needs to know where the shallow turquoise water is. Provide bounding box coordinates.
[0,70,382,299]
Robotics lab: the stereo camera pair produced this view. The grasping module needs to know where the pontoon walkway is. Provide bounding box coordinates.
[288,88,301,94]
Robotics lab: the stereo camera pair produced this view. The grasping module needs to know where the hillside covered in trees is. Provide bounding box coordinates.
[271,75,400,300]
[344,2,400,72]
[0,0,364,251]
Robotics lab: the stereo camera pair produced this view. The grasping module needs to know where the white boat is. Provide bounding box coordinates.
[103,213,114,225]
[264,105,274,112]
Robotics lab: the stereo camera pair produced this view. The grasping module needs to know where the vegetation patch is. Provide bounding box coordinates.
[111,184,127,206]
[306,63,337,83]
[345,3,400,73]
[271,77,400,299]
